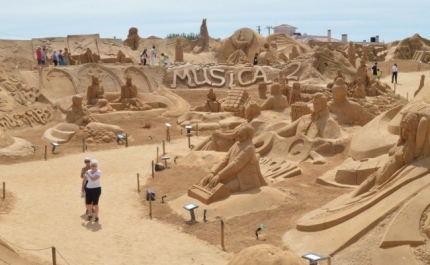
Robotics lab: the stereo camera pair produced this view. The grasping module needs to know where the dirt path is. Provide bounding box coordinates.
[380,69,430,100]
[0,142,231,265]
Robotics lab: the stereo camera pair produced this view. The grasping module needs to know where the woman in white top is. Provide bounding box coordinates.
[81,159,102,222]
[391,63,398,84]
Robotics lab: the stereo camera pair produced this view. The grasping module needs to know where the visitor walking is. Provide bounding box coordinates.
[150,46,156,66]
[51,51,58,66]
[253,53,259,66]
[80,157,92,214]
[58,50,65,66]
[36,47,43,68]
[377,69,382,81]
[141,49,148,65]
[81,159,102,222]
[371,62,377,78]
[391,63,398,83]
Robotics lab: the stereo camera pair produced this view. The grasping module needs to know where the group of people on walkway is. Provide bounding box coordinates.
[371,62,399,84]
[140,45,170,67]
[80,157,102,222]
[36,46,65,68]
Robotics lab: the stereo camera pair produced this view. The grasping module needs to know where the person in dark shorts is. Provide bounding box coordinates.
[80,157,92,213]
[371,62,377,78]
[81,159,102,222]
[253,53,259,65]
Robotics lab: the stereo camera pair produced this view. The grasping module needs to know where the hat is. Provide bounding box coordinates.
[84,157,91,162]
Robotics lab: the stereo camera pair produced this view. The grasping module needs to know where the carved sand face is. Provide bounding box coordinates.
[237,130,248,143]
[400,121,411,140]
[313,98,326,113]
[92,76,100,85]
[0,91,14,112]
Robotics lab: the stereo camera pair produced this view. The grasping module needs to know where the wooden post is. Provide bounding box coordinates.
[2,182,5,200]
[327,256,332,265]
[137,173,140,193]
[162,141,166,155]
[156,147,159,163]
[44,145,47,161]
[394,83,396,94]
[149,198,152,219]
[125,133,129,147]
[187,134,191,148]
[196,124,199,137]
[407,92,409,100]
[151,160,154,178]
[52,247,56,265]
[82,138,86,153]
[221,220,225,250]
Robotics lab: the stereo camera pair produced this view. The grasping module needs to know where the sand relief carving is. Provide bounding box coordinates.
[125,27,140,51]
[170,66,269,89]
[258,43,277,65]
[189,124,267,204]
[123,66,153,93]
[226,30,252,64]
[0,91,14,112]
[86,75,114,113]
[0,107,53,130]
[291,102,312,122]
[260,83,288,111]
[78,64,122,93]
[112,75,152,111]
[328,78,374,126]
[192,19,209,54]
[0,75,39,106]
[191,88,222,112]
[356,58,370,87]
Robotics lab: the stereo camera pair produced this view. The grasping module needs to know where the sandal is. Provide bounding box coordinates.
[87,215,93,221]
[94,217,99,222]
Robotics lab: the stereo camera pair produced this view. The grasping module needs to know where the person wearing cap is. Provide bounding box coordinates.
[80,157,92,214]
[81,159,102,222]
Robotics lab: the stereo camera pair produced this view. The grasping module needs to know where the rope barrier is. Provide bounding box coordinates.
[168,138,188,145]
[139,166,151,179]
[224,222,246,249]
[0,236,72,264]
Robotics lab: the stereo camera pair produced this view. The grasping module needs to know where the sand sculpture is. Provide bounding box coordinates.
[258,82,267,99]
[289,82,302,105]
[291,102,312,122]
[65,95,92,126]
[356,58,370,87]
[328,78,374,126]
[85,48,95,63]
[113,75,152,111]
[0,91,14,112]
[189,124,267,204]
[347,41,356,67]
[125,27,140,51]
[0,107,53,130]
[351,77,366,98]
[64,47,76,65]
[116,50,126,64]
[260,83,288,111]
[192,19,209,54]
[253,93,341,161]
[285,105,430,264]
[86,75,114,113]
[414,74,425,97]
[226,30,250,64]
[174,39,184,62]
[394,33,430,59]
[258,43,277,65]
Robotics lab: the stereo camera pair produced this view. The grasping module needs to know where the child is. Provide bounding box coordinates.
[253,53,258,66]
[51,50,58,66]
[377,69,382,81]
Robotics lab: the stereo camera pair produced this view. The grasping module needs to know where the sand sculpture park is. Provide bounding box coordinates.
[2,19,430,265]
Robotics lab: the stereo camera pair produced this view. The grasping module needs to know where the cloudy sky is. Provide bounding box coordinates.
[0,0,428,43]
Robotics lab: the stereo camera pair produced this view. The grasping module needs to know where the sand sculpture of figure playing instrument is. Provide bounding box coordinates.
[285,106,430,263]
[113,75,152,111]
[188,124,267,204]
[86,75,114,113]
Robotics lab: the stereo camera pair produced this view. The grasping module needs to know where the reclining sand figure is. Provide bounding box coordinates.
[351,111,429,197]
[196,124,266,193]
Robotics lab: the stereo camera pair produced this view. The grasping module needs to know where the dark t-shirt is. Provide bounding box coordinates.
[372,65,377,75]
[253,57,258,65]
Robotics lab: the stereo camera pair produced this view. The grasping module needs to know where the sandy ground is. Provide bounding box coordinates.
[0,142,231,265]
[380,69,430,100]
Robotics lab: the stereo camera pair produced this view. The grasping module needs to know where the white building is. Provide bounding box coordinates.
[273,24,297,36]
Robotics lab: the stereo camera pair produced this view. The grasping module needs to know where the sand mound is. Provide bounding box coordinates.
[0,129,14,148]
[228,244,305,265]
[0,238,30,265]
